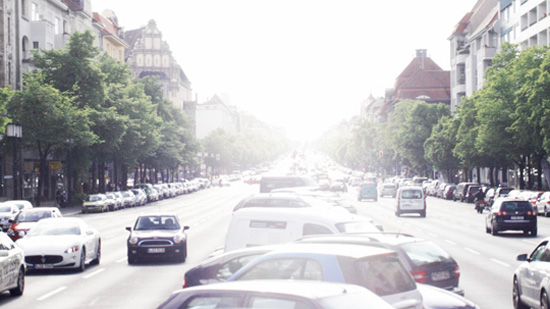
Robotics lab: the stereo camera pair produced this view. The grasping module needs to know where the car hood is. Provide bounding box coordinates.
[17,235,83,254]
[131,229,182,238]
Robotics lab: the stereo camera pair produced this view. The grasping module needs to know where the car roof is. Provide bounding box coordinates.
[230,207,369,223]
[171,280,381,299]
[20,207,58,212]
[261,243,395,259]
[137,212,178,217]
[296,232,423,247]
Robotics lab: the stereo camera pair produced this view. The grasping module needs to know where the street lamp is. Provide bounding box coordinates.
[6,124,22,200]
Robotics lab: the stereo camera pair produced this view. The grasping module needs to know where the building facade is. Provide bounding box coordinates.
[124,20,193,110]
[195,95,238,139]
[93,10,128,62]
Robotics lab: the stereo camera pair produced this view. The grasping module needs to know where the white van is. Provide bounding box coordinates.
[395,186,426,217]
[224,207,381,252]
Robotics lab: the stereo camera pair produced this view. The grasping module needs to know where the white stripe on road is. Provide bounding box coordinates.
[83,268,105,279]
[117,257,127,263]
[426,232,437,238]
[464,247,480,255]
[37,286,67,301]
[490,258,511,268]
[444,239,456,245]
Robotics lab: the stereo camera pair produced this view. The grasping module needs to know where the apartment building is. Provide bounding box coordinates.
[449,0,499,112]
[93,10,128,62]
[513,0,550,48]
[0,0,17,88]
[195,95,238,139]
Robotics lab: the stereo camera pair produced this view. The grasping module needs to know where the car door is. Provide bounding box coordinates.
[521,241,548,303]
[0,234,18,291]
[82,223,97,261]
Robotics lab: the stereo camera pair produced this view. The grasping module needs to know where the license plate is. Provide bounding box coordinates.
[431,271,450,281]
[147,248,165,253]
[511,216,524,220]
[34,264,54,269]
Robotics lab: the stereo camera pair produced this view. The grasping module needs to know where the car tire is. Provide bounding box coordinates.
[91,241,101,265]
[491,222,498,236]
[545,207,550,217]
[128,255,137,265]
[513,277,529,309]
[420,210,426,217]
[541,290,550,309]
[532,227,538,237]
[486,224,490,233]
[395,211,401,217]
[78,248,86,272]
[9,267,24,296]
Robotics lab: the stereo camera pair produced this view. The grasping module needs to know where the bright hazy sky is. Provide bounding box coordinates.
[92,0,479,141]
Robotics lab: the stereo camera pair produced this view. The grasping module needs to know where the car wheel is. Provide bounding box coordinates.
[91,241,101,265]
[420,210,426,217]
[546,207,550,217]
[486,224,490,233]
[78,248,86,272]
[542,290,550,309]
[491,222,498,235]
[177,245,187,263]
[9,267,24,296]
[532,227,538,237]
[395,211,401,217]
[128,255,137,265]
[513,277,529,309]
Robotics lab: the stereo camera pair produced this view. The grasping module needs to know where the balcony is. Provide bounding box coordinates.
[479,45,496,60]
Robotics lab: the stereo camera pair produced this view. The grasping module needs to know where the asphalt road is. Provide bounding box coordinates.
[0,182,543,309]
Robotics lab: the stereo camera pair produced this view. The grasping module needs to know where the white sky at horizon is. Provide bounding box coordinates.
[91,0,479,142]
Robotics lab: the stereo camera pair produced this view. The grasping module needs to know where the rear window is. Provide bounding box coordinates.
[500,201,533,212]
[400,241,452,266]
[400,189,423,199]
[352,255,416,296]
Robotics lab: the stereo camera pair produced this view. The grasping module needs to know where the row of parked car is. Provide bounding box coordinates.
[82,179,211,213]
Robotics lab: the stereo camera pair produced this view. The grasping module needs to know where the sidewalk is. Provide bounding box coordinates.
[37,200,82,216]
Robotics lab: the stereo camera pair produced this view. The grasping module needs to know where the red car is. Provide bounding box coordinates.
[7,207,62,241]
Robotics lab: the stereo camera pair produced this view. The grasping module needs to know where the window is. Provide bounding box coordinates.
[303,223,331,235]
[31,2,39,21]
[249,296,312,309]
[238,258,323,281]
[354,256,416,296]
[183,295,243,309]
[530,242,548,261]
[55,18,60,35]
[217,254,263,281]
[32,41,39,49]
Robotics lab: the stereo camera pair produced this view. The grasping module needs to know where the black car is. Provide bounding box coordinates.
[485,198,537,236]
[294,233,463,295]
[126,213,189,264]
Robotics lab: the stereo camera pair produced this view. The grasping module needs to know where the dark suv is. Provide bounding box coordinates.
[294,233,463,295]
[486,198,537,236]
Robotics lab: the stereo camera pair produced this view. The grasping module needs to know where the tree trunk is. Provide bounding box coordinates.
[91,161,96,193]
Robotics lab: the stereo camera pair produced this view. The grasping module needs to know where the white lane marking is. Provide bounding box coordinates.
[117,257,127,263]
[522,240,538,246]
[490,258,511,268]
[83,268,105,279]
[465,247,480,255]
[37,286,67,301]
[444,239,456,245]
[426,232,437,238]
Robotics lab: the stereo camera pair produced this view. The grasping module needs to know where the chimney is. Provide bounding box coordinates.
[416,49,427,69]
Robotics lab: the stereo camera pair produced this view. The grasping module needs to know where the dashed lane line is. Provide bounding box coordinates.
[444,239,457,245]
[37,286,67,301]
[83,268,105,279]
[117,257,127,263]
[490,258,511,268]
[464,248,481,255]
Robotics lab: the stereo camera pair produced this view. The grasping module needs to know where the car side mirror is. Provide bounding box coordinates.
[126,226,132,232]
[183,226,190,231]
[517,254,528,262]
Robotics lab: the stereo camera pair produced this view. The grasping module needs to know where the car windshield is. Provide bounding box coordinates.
[0,206,13,212]
[401,189,422,199]
[400,241,452,266]
[27,222,81,236]
[501,201,532,212]
[135,216,180,230]
[87,195,101,202]
[17,211,51,222]
[353,255,417,296]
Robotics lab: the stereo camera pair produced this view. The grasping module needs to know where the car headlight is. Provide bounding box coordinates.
[129,236,139,245]
[65,245,80,253]
[173,234,184,244]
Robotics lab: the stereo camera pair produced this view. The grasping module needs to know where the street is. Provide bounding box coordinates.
[0,181,540,309]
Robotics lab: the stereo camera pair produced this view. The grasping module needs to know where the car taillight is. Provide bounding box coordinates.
[183,277,187,288]
[410,270,426,283]
[527,211,535,216]
[454,265,460,279]
[497,211,508,216]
